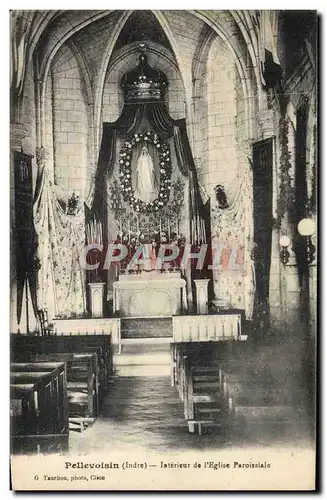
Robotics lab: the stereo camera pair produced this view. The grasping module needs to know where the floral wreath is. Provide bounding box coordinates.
[119,131,172,214]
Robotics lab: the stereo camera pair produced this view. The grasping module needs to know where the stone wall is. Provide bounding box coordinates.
[51,44,90,201]
[196,36,239,205]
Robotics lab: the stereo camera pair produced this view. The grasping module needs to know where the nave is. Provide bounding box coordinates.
[70,339,314,454]
[10,332,314,456]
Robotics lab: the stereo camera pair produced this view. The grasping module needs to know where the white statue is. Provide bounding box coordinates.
[135,146,157,203]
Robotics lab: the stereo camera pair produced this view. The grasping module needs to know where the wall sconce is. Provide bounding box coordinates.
[279,234,291,265]
[297,217,316,264]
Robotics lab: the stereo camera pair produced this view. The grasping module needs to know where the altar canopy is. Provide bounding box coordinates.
[90,53,207,234]
[91,102,208,235]
[87,52,211,305]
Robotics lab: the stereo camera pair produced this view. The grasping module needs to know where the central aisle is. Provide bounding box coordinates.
[68,338,314,455]
[68,375,230,454]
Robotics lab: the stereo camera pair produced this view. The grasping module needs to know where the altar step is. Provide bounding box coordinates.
[113,341,171,377]
[120,317,173,339]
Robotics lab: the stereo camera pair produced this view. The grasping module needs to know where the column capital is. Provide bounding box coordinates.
[257,108,274,139]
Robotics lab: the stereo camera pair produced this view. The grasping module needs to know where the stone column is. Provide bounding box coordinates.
[89,282,105,318]
[194,279,210,315]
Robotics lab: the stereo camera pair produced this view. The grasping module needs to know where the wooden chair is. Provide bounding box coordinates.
[37,309,55,337]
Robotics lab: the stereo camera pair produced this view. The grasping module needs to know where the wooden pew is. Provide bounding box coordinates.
[10,363,68,454]
[171,342,232,435]
[10,334,114,433]
[11,334,112,394]
[33,353,98,423]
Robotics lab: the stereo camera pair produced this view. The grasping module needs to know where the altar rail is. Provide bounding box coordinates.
[172,314,243,343]
[52,318,121,345]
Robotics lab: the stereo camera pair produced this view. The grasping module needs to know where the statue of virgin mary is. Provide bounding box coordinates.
[135,146,157,203]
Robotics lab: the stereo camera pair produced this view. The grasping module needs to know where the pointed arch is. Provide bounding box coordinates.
[92,10,133,152]
[191,10,255,140]
[93,10,191,152]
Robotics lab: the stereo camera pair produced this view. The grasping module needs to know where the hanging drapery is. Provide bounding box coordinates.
[211,169,255,320]
[252,11,282,89]
[34,167,86,319]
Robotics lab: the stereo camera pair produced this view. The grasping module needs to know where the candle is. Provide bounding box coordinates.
[159,218,162,239]
[167,217,170,241]
[137,215,139,234]
[176,218,179,238]
[128,220,131,242]
[119,217,122,237]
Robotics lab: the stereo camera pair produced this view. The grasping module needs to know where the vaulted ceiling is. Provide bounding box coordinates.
[12,10,261,89]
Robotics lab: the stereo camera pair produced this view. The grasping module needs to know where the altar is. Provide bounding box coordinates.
[113,271,187,317]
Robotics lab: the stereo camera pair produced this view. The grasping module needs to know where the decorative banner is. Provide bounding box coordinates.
[13,151,35,326]
[211,171,255,320]
[252,138,273,321]
[34,168,87,320]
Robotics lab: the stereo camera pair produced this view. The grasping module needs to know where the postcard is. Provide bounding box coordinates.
[10,9,317,491]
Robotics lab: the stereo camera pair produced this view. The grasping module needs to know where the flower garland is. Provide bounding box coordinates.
[119,131,172,214]
[109,177,185,244]
[275,115,296,226]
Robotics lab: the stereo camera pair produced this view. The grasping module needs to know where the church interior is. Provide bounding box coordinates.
[10,10,317,456]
